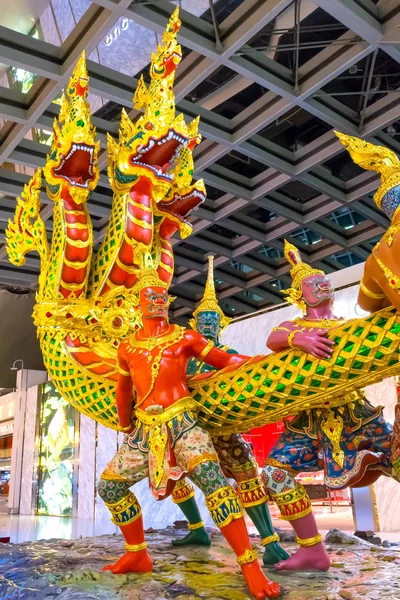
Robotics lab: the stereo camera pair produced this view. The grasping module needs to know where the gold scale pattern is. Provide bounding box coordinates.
[88,190,126,296]
[190,307,400,435]
[39,306,400,432]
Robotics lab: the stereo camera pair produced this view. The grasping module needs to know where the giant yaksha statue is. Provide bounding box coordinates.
[171,255,289,566]
[262,240,395,571]
[6,7,400,597]
[336,131,400,481]
[99,255,280,599]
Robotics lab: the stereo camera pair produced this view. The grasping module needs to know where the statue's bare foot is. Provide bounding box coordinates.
[275,545,330,572]
[103,550,153,574]
[241,561,281,599]
[263,542,290,566]
[172,529,211,547]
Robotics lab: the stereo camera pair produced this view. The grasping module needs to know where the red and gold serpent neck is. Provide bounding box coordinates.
[99,176,154,297]
[60,189,92,299]
[156,218,177,286]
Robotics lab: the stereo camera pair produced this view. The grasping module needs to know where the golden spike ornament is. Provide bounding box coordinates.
[280,239,324,312]
[134,7,182,129]
[189,255,232,331]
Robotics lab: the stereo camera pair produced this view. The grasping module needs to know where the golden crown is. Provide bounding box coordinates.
[335,131,400,210]
[281,240,324,311]
[131,252,169,296]
[189,255,231,331]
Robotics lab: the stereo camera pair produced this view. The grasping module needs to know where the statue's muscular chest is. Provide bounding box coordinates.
[122,335,191,387]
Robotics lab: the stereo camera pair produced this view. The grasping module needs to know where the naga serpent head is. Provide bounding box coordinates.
[44,52,100,203]
[155,116,206,238]
[107,8,189,201]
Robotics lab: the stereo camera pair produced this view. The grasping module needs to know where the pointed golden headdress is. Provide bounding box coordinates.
[281,240,324,311]
[132,252,169,296]
[335,131,400,210]
[189,255,231,331]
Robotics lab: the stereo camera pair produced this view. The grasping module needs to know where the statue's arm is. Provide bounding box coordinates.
[267,322,296,351]
[358,255,388,313]
[186,330,248,369]
[267,321,335,359]
[116,344,135,429]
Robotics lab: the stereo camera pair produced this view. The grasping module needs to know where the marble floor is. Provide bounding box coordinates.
[0,504,371,544]
[1,528,400,600]
[1,501,400,546]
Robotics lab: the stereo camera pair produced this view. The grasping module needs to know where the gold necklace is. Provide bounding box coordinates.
[294,316,345,329]
[131,324,181,351]
[128,325,186,408]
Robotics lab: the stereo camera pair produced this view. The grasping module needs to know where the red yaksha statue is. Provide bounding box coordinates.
[97,261,280,600]
[262,240,394,572]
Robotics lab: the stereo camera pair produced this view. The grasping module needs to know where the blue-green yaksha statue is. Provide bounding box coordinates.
[171,256,289,566]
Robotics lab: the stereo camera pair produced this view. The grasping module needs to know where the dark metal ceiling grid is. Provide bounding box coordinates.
[0,0,400,321]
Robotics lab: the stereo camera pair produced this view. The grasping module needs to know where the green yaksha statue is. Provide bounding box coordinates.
[171,256,289,566]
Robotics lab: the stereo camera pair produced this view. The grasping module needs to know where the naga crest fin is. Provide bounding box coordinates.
[335,130,400,209]
[5,168,49,296]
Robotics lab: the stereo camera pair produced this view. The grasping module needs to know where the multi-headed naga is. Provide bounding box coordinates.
[5,13,400,436]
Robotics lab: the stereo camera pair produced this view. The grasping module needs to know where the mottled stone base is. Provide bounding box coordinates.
[0,529,400,599]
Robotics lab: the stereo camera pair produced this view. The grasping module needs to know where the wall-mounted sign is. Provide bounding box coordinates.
[105,18,129,46]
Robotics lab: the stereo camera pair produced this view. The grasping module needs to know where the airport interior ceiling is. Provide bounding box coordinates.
[0,0,400,322]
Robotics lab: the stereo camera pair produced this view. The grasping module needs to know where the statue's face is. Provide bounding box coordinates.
[301,274,334,307]
[196,310,220,338]
[139,286,169,318]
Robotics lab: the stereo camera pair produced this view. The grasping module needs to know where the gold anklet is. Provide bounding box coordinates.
[295,534,322,547]
[124,541,147,552]
[237,548,258,565]
[188,521,204,531]
[261,533,279,546]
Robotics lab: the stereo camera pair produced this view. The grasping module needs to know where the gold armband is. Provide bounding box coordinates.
[271,326,292,333]
[296,534,322,547]
[360,279,386,300]
[118,366,131,376]
[124,541,147,552]
[198,339,214,361]
[188,520,205,531]
[261,533,279,546]
[287,330,298,349]
[236,548,258,565]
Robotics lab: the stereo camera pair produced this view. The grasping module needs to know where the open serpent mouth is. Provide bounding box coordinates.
[53,143,96,188]
[157,188,206,224]
[131,130,187,181]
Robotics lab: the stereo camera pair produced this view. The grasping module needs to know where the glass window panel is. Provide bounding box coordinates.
[36,381,76,517]
[52,0,76,43]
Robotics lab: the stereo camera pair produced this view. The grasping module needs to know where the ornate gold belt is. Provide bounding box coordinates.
[135,397,197,489]
[135,396,197,428]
